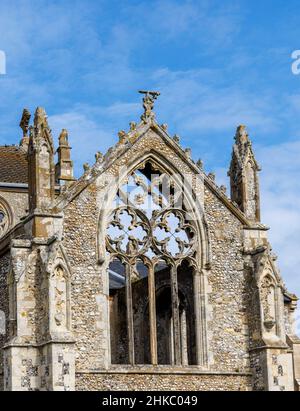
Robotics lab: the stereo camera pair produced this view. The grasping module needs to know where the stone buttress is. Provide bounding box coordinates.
[229,126,300,391]
[3,108,75,391]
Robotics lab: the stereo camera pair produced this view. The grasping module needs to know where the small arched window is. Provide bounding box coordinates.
[106,161,199,366]
[0,197,12,238]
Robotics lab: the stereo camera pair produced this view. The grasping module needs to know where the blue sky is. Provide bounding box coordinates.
[0,0,299,323]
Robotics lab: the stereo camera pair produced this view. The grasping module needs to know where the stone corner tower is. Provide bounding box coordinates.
[228,125,261,222]
[3,107,75,391]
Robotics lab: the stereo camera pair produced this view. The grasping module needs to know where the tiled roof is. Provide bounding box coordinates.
[0,145,28,184]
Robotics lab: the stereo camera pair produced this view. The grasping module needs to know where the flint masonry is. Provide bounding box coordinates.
[0,92,299,391]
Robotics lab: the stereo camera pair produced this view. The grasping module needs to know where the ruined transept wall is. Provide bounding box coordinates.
[61,129,253,390]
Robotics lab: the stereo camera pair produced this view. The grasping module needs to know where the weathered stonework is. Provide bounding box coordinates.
[0,95,299,391]
[0,253,9,391]
[75,371,252,391]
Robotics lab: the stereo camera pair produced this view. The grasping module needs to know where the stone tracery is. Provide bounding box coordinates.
[106,160,200,366]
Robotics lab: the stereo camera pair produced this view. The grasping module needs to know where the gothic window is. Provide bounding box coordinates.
[0,199,12,238]
[107,161,199,366]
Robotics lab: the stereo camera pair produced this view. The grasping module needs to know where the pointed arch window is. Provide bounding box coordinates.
[106,160,202,366]
[0,197,12,238]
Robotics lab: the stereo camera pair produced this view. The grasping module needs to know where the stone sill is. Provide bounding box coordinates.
[77,366,251,376]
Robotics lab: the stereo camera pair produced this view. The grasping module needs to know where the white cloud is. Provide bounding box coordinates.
[257,140,300,294]
[151,68,282,135]
[123,0,242,46]
[217,139,300,310]
[215,139,300,330]
[257,140,300,332]
[49,111,113,174]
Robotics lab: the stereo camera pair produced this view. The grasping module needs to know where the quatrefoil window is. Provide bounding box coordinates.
[107,162,197,261]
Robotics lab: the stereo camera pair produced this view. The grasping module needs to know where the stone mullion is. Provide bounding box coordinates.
[170,264,181,365]
[180,309,188,366]
[125,264,135,365]
[194,269,208,367]
[148,264,157,365]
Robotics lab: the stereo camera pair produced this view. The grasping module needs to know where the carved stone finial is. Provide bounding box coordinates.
[173,134,180,144]
[59,129,69,146]
[139,90,160,122]
[229,124,261,222]
[235,124,249,145]
[56,128,75,184]
[95,151,103,162]
[34,107,49,129]
[19,108,31,148]
[118,130,128,144]
[208,172,216,182]
[129,121,136,131]
[220,185,227,194]
[28,107,54,154]
[161,123,168,131]
[237,124,246,132]
[184,148,191,158]
[196,159,203,169]
[19,109,31,137]
[83,163,90,173]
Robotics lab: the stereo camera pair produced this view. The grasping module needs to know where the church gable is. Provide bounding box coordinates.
[61,119,214,368]
[55,94,251,233]
[59,94,257,377]
[0,92,299,391]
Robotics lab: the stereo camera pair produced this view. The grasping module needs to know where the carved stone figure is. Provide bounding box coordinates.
[139,90,160,122]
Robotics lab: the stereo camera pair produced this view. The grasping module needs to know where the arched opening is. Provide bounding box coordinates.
[107,159,202,366]
[156,286,173,365]
[177,259,197,365]
[0,196,12,238]
[109,258,128,364]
